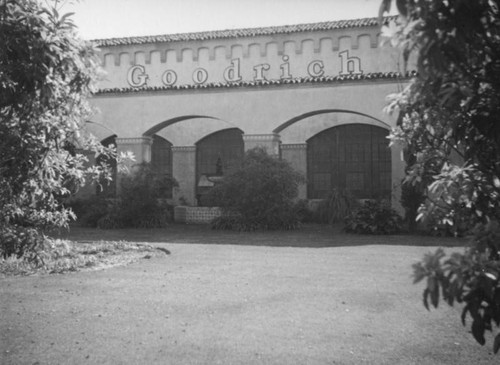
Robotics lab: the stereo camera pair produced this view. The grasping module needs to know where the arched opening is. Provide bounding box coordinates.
[273,109,390,135]
[142,115,220,137]
[96,135,117,196]
[195,128,244,206]
[151,134,173,198]
[307,124,391,200]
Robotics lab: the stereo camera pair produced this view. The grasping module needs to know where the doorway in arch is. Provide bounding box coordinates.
[195,128,244,205]
[307,124,391,200]
[151,134,173,198]
[96,135,117,196]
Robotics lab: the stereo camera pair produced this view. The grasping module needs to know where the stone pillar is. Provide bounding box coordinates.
[243,134,281,156]
[281,143,308,200]
[171,146,196,206]
[391,143,406,214]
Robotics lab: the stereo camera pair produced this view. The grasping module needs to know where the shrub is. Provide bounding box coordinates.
[66,196,111,228]
[0,1,122,259]
[0,239,161,276]
[207,148,304,230]
[0,226,48,261]
[345,200,403,235]
[314,188,358,224]
[293,199,316,223]
[111,164,175,228]
[70,163,176,229]
[400,180,426,232]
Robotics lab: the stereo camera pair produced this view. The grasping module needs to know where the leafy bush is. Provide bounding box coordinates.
[0,1,122,259]
[383,0,500,352]
[293,199,316,223]
[418,204,474,237]
[211,209,301,231]
[345,200,403,235]
[207,148,304,230]
[66,196,111,228]
[0,226,48,261]
[400,179,426,232]
[70,163,176,229]
[413,222,500,351]
[0,239,162,276]
[314,188,358,224]
[114,163,176,228]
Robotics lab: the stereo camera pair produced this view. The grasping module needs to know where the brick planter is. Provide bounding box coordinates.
[174,206,223,224]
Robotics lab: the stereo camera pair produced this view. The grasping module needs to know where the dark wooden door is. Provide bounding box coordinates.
[307,124,391,199]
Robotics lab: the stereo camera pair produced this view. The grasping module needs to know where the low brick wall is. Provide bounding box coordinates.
[174,206,223,224]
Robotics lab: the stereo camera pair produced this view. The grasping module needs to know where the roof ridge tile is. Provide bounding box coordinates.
[93,16,397,47]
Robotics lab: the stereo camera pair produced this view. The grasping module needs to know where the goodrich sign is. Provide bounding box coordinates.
[126,51,364,87]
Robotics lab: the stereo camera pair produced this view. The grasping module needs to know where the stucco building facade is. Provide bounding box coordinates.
[87,16,410,209]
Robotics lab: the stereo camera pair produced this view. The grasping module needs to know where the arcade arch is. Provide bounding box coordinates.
[145,115,239,147]
[85,121,118,142]
[140,116,245,205]
[275,109,390,144]
[276,110,393,201]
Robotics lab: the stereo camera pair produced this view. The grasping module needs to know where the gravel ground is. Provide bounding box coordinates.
[0,241,496,364]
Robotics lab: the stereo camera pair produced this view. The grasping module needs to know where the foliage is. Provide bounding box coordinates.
[0,226,48,262]
[0,239,162,276]
[211,209,301,231]
[207,148,305,230]
[399,149,427,232]
[380,0,500,352]
[344,200,403,235]
[293,199,316,223]
[314,188,358,224]
[413,222,500,351]
[66,195,111,228]
[401,177,472,236]
[0,0,127,259]
[96,163,177,229]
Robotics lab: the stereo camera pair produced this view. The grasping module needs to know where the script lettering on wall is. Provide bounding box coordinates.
[223,58,242,82]
[338,50,363,76]
[126,50,363,88]
[307,60,325,77]
[280,55,292,79]
[253,63,270,81]
[192,68,209,84]
[127,65,149,87]
[162,70,177,86]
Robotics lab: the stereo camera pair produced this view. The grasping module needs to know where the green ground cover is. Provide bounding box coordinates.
[1,225,493,365]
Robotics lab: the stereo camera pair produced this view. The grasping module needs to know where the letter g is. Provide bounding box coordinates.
[127,65,149,87]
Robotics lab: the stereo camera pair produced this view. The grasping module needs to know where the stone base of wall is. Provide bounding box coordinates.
[174,206,223,224]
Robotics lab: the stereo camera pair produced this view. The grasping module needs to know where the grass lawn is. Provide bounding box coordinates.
[56,222,468,248]
[0,224,495,364]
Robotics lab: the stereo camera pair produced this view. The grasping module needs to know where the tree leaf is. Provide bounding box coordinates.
[494,333,500,354]
[430,281,439,308]
[461,304,469,326]
[423,288,430,311]
[471,318,486,346]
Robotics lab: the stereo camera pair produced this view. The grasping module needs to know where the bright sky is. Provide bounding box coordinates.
[59,0,394,40]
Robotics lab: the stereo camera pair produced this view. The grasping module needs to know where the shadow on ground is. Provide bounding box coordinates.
[53,223,467,248]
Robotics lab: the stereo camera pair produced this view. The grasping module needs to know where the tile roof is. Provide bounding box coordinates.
[93,16,397,47]
[95,71,415,95]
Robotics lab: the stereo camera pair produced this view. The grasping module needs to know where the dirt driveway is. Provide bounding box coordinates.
[0,239,496,364]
